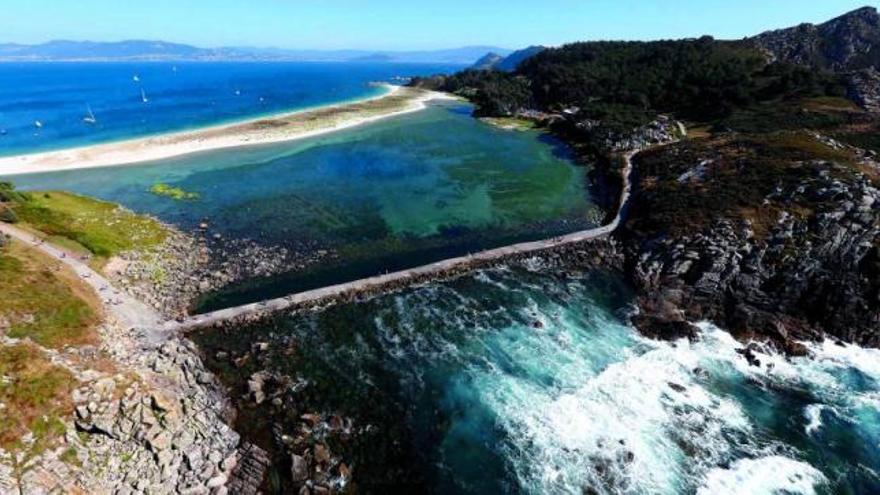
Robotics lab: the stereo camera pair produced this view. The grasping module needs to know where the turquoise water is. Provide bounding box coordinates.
[0,61,461,156]
[9,102,598,309]
[195,265,880,494]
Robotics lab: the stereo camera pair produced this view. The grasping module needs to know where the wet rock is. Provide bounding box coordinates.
[291,454,309,482]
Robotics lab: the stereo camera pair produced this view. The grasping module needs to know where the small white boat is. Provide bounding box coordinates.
[83,104,97,124]
[234,89,241,96]
[141,89,149,104]
[133,74,140,82]
[34,120,43,129]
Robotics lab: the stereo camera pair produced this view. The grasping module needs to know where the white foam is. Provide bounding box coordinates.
[483,327,756,494]
[803,404,825,436]
[697,456,827,495]
[806,338,880,380]
[366,282,879,494]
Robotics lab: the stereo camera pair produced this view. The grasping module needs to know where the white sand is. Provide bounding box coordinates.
[0,85,456,176]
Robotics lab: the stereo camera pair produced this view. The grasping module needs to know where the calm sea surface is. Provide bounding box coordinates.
[0,61,460,156]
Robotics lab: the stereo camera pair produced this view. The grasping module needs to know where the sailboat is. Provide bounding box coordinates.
[83,104,97,124]
[141,88,149,104]
[34,120,43,129]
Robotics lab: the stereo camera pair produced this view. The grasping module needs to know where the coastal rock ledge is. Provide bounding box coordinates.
[0,311,269,494]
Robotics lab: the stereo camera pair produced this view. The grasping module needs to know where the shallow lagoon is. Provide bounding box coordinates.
[9,101,599,309]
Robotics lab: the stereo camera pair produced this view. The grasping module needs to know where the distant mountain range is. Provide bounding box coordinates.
[0,40,512,64]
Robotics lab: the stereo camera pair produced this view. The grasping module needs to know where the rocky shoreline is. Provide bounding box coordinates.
[107,223,337,319]
[622,133,880,352]
[0,311,261,494]
[22,109,874,493]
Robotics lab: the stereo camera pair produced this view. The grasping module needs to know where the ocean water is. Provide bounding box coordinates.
[194,264,880,494]
[0,61,460,156]
[10,101,598,309]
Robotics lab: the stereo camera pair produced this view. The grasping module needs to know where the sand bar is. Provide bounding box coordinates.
[0,85,455,176]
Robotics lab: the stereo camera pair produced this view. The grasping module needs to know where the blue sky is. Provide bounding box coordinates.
[4,0,876,50]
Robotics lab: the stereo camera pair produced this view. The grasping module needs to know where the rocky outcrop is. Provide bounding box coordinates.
[71,332,247,494]
[0,315,257,494]
[624,138,880,350]
[108,224,335,318]
[572,115,687,152]
[752,6,880,71]
[848,67,880,112]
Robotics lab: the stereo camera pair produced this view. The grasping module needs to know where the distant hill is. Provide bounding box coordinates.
[470,46,546,71]
[495,46,547,71]
[0,40,204,60]
[752,6,880,71]
[471,53,505,70]
[0,40,512,64]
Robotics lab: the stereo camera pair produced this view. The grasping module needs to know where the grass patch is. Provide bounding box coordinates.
[149,183,200,201]
[1,241,100,349]
[0,343,77,456]
[834,127,880,155]
[10,190,167,262]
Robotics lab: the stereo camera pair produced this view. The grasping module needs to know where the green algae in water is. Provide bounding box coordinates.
[149,183,200,201]
[10,101,598,307]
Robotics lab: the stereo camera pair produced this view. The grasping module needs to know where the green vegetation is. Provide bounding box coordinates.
[413,38,846,126]
[0,241,100,348]
[834,126,880,155]
[628,131,861,238]
[149,183,201,201]
[6,187,167,261]
[0,207,17,224]
[0,343,77,456]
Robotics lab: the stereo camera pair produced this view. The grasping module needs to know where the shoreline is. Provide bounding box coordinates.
[0,85,456,176]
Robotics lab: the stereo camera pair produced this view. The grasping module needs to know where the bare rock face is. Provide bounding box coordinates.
[752,6,880,71]
[624,140,880,351]
[848,67,880,113]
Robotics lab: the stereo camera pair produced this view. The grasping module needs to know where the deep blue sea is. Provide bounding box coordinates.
[0,61,460,156]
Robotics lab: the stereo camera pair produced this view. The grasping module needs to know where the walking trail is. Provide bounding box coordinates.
[0,223,167,344]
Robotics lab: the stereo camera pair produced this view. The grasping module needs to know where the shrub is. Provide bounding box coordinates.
[0,207,18,224]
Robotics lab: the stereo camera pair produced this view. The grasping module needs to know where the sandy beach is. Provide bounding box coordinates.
[0,85,455,176]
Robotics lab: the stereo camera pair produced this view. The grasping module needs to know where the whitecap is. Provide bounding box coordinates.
[484,329,756,494]
[697,456,827,495]
[803,404,825,436]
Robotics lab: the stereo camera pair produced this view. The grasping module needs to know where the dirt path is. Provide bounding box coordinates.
[0,223,167,344]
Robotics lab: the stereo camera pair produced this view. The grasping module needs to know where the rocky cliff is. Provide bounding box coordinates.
[618,132,880,351]
[753,6,880,71]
